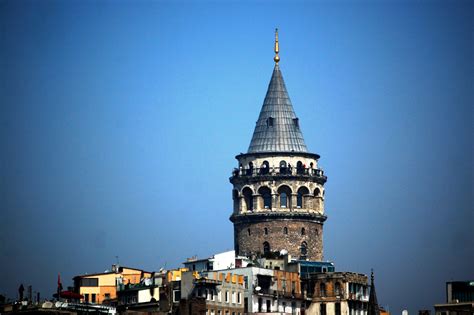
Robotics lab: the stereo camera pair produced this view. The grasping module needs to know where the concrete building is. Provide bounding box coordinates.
[229,29,327,262]
[230,266,305,314]
[305,272,370,315]
[73,265,152,304]
[434,280,474,315]
[184,250,238,273]
[116,273,162,312]
[180,270,246,315]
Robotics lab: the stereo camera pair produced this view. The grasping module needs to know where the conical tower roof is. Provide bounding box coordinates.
[247,63,308,153]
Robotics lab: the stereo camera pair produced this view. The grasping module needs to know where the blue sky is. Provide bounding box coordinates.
[1,0,473,313]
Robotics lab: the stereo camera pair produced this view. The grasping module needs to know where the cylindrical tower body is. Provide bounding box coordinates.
[230,152,327,261]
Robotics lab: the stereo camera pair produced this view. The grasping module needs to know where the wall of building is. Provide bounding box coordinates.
[137,287,160,303]
[234,219,323,261]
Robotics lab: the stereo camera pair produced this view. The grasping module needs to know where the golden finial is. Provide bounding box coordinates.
[274,28,280,64]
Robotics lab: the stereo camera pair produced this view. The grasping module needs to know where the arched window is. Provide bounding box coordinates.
[301,228,306,235]
[245,162,253,176]
[300,241,308,259]
[242,187,253,211]
[264,227,268,235]
[296,161,304,174]
[279,160,287,174]
[258,186,272,209]
[263,242,270,254]
[260,161,270,175]
[320,283,326,297]
[278,185,292,208]
[314,187,321,197]
[283,227,288,234]
[297,187,309,208]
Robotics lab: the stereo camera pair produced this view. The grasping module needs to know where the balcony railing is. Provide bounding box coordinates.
[232,167,326,179]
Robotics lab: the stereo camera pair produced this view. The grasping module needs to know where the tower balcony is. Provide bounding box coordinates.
[230,166,327,184]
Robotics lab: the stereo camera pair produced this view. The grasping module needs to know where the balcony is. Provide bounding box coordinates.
[231,166,327,182]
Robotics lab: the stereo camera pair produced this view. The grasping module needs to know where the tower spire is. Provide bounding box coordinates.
[368,269,381,315]
[274,28,280,64]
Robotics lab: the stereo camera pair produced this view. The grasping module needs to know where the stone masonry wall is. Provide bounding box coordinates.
[234,219,323,261]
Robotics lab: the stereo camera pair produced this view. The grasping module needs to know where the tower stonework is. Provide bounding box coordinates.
[229,30,327,261]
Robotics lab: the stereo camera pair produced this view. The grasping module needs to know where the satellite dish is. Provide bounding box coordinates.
[255,286,261,292]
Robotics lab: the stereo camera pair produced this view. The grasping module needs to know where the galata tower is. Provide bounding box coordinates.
[230,29,327,261]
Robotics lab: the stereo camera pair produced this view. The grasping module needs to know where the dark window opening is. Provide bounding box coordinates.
[300,241,308,260]
[259,187,272,209]
[242,187,253,211]
[264,227,268,235]
[335,303,341,315]
[280,192,288,208]
[320,283,326,297]
[267,117,274,127]
[321,304,326,315]
[301,228,306,235]
[248,228,251,236]
[279,160,288,174]
[297,187,309,208]
[293,118,299,128]
[263,242,271,254]
[284,227,288,234]
[278,185,292,208]
[314,188,321,197]
[260,161,270,175]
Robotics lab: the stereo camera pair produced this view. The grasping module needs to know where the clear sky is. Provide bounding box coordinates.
[1,0,472,313]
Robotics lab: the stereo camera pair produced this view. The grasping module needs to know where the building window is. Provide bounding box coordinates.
[259,186,272,209]
[242,187,254,211]
[293,118,299,128]
[91,293,96,303]
[264,227,268,235]
[80,278,99,287]
[278,185,292,208]
[104,293,110,300]
[301,228,306,235]
[321,303,327,315]
[173,290,181,302]
[336,302,341,315]
[238,292,241,304]
[284,227,288,234]
[266,299,271,312]
[217,291,221,302]
[320,283,326,297]
[225,291,229,303]
[267,117,274,127]
[84,294,89,303]
[335,282,341,296]
[260,160,270,175]
[280,192,287,207]
[314,187,321,197]
[300,241,308,260]
[297,187,309,208]
[263,241,271,255]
